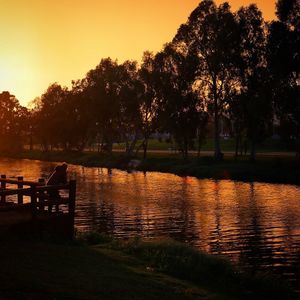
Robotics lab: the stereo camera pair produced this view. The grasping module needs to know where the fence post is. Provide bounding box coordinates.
[38,178,45,211]
[69,180,76,238]
[1,175,6,203]
[17,176,24,204]
[31,186,37,221]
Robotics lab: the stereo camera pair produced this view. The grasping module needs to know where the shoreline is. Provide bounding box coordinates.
[1,150,299,186]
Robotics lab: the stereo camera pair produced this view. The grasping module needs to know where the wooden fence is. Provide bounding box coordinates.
[0,175,76,238]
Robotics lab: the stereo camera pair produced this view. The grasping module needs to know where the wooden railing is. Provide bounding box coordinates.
[0,175,76,237]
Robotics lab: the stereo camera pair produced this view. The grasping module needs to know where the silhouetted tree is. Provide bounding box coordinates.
[138,51,160,158]
[234,4,272,161]
[153,44,200,159]
[34,83,69,151]
[68,79,94,151]
[85,58,121,153]
[268,0,300,153]
[174,0,240,160]
[117,60,144,157]
[276,0,300,29]
[0,91,25,153]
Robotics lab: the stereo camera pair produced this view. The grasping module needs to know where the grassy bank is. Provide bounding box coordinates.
[4,149,300,185]
[113,138,296,152]
[0,235,296,300]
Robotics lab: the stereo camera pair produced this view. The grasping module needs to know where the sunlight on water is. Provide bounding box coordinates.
[1,158,300,289]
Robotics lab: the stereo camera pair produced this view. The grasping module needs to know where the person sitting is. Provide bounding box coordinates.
[46,163,68,212]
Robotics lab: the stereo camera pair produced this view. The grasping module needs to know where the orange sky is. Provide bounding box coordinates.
[0,0,276,106]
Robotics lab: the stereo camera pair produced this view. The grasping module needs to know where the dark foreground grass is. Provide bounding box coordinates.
[108,237,296,300]
[0,235,297,300]
[5,150,300,185]
[0,239,211,300]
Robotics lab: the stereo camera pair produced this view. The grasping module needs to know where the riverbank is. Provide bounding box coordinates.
[3,150,300,185]
[0,235,296,300]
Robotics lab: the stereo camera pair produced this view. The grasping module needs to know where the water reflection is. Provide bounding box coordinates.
[1,158,299,289]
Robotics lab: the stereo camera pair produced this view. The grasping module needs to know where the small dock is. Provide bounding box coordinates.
[0,175,76,239]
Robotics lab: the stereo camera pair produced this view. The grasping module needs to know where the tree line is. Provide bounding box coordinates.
[0,0,299,160]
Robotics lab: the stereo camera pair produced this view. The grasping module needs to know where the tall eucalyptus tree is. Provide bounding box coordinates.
[268,0,300,152]
[173,0,240,160]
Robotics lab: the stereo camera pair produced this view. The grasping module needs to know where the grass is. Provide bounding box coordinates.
[0,235,296,300]
[0,239,209,300]
[113,138,296,152]
[112,237,296,300]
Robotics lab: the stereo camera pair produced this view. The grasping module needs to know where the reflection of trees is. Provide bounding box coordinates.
[209,180,222,254]
[275,187,300,288]
[157,177,198,244]
[94,169,116,234]
[237,183,274,275]
[207,181,274,274]
[96,198,116,235]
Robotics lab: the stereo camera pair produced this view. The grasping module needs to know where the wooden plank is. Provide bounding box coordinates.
[0,203,31,212]
[34,198,70,208]
[0,185,69,196]
[1,175,6,203]
[17,176,23,204]
[0,178,44,186]
[68,180,76,239]
[38,178,45,211]
[31,186,37,220]
[0,188,32,196]
[0,197,70,211]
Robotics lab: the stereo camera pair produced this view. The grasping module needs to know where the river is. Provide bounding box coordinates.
[1,158,300,289]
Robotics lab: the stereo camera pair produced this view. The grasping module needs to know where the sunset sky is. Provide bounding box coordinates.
[0,0,276,106]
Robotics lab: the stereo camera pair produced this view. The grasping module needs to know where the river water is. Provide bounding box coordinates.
[1,158,300,289]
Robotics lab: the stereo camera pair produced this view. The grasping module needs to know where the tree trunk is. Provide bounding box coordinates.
[125,133,138,158]
[235,134,240,161]
[197,135,201,158]
[143,138,148,159]
[29,134,33,151]
[197,128,201,158]
[182,136,188,160]
[250,137,256,162]
[107,141,113,154]
[213,77,222,160]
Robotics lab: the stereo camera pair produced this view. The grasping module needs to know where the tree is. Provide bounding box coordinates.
[85,58,121,153]
[34,83,69,151]
[85,58,145,156]
[117,60,144,157]
[173,0,240,160]
[68,79,95,152]
[153,44,200,159]
[234,4,272,161]
[267,0,300,153]
[0,91,25,153]
[276,0,300,30]
[138,51,160,159]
